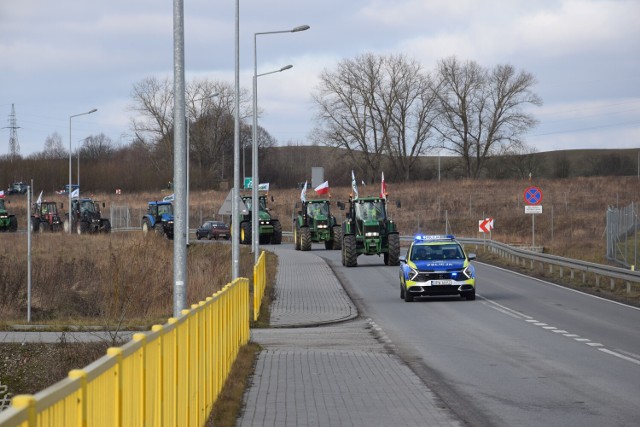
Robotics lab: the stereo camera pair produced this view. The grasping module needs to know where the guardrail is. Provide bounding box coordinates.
[459,237,640,294]
[0,278,250,427]
[282,231,640,294]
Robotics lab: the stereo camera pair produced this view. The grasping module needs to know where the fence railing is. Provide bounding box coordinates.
[253,251,267,322]
[0,278,251,427]
[459,237,640,294]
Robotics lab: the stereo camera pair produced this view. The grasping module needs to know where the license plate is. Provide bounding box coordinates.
[431,280,452,286]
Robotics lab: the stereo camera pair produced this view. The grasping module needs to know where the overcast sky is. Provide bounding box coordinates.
[1,0,639,157]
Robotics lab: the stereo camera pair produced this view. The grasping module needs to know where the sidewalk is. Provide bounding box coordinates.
[237,246,461,427]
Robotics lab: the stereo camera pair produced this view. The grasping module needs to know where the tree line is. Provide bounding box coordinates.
[2,53,632,194]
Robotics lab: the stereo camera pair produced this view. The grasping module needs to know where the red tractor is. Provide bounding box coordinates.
[31,201,63,233]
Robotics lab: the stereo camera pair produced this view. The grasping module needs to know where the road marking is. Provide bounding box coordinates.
[478,293,639,367]
[599,348,640,366]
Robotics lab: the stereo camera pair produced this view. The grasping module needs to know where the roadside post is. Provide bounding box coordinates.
[524,186,543,247]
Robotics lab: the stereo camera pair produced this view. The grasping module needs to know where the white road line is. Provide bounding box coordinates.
[479,292,640,366]
[599,348,640,366]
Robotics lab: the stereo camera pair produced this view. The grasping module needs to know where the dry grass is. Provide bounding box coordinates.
[0,232,249,329]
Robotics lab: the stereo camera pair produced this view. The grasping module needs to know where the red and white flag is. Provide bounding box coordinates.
[0,190,4,198]
[380,172,387,199]
[314,180,330,196]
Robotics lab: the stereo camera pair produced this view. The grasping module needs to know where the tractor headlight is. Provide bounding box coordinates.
[365,231,379,237]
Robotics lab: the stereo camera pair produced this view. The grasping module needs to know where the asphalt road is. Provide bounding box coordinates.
[316,248,640,427]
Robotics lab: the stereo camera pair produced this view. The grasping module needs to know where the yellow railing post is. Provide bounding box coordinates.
[10,395,36,427]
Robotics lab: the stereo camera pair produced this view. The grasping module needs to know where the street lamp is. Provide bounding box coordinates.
[68,108,97,234]
[252,24,310,262]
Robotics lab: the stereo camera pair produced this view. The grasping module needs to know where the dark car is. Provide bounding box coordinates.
[6,182,29,195]
[196,220,230,240]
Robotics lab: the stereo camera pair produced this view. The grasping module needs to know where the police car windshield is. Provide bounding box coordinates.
[411,243,463,261]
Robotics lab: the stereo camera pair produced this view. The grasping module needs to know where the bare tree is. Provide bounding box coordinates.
[385,56,440,181]
[312,53,440,182]
[81,133,115,161]
[434,57,542,178]
[42,132,67,159]
[129,76,174,172]
[311,53,388,183]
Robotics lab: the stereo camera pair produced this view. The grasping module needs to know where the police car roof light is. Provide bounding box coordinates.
[413,234,455,242]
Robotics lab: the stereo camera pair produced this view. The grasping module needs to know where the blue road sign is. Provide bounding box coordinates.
[524,186,543,205]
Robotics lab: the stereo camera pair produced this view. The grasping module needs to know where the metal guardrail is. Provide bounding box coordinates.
[282,231,640,291]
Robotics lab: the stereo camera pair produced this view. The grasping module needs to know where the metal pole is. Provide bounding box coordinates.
[252,69,258,263]
[172,0,187,316]
[532,213,535,247]
[27,186,32,322]
[68,109,96,234]
[232,0,240,280]
[252,25,309,264]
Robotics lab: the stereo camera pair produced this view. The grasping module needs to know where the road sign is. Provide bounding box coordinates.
[525,205,542,214]
[479,217,494,233]
[524,186,543,205]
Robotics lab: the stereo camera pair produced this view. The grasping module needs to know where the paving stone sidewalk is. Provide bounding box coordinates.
[237,246,461,427]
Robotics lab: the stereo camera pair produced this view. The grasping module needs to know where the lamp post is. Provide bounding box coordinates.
[252,24,309,263]
[68,108,97,234]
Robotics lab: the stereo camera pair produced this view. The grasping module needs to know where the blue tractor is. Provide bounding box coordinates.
[142,200,174,239]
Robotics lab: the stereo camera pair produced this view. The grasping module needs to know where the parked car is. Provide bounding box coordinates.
[6,182,28,195]
[196,220,230,240]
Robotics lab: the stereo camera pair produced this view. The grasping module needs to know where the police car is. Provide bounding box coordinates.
[399,235,476,302]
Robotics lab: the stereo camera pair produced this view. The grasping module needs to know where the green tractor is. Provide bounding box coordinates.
[238,194,282,245]
[0,198,18,232]
[341,196,400,267]
[293,199,343,251]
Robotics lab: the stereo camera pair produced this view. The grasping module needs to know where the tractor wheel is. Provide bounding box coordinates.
[102,219,111,233]
[386,233,400,266]
[142,219,151,234]
[301,227,312,251]
[77,221,89,235]
[154,222,165,238]
[39,221,47,233]
[343,234,358,267]
[30,217,38,233]
[240,222,251,245]
[271,220,282,244]
[9,216,18,232]
[294,224,301,250]
[331,226,342,250]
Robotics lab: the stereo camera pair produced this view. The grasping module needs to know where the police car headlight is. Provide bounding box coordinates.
[407,266,419,281]
[463,265,474,279]
[365,232,379,237]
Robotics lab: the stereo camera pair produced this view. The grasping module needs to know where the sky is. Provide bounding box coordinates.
[1,0,639,157]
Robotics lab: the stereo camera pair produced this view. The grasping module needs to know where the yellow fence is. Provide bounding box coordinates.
[253,251,266,321]
[0,277,250,427]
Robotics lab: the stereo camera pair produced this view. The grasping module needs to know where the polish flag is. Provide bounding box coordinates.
[0,190,4,198]
[314,180,330,196]
[380,172,387,199]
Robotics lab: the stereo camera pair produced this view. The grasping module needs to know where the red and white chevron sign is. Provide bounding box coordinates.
[479,217,494,233]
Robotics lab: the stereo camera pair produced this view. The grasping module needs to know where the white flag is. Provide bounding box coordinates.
[351,171,359,199]
[300,181,307,202]
[71,188,79,199]
[36,190,43,206]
